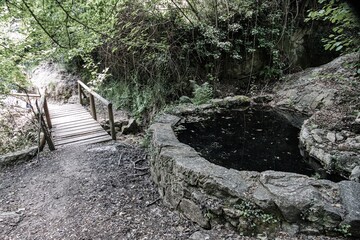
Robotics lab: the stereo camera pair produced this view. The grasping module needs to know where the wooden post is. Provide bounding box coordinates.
[40,115,55,151]
[108,103,116,140]
[78,83,83,105]
[36,99,55,151]
[43,98,52,129]
[89,94,97,120]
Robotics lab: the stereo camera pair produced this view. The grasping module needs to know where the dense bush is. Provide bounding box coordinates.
[1,0,358,121]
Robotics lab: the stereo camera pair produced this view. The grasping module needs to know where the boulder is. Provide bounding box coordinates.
[0,146,38,166]
[338,181,360,236]
[350,166,360,182]
[259,171,344,230]
[121,119,140,135]
[272,53,360,177]
[300,118,360,175]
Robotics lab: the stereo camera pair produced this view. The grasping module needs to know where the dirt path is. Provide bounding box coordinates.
[0,142,202,239]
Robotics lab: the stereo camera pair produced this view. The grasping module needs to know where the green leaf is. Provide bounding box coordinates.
[335,45,343,51]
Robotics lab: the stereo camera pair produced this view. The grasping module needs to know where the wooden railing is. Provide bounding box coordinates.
[77,80,116,140]
[10,91,55,151]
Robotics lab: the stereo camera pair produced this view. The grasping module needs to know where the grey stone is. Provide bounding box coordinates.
[224,95,251,107]
[179,198,210,229]
[311,129,324,143]
[350,166,360,182]
[252,95,274,104]
[336,133,344,141]
[188,231,211,240]
[326,132,336,143]
[179,96,192,104]
[300,121,360,175]
[281,223,299,237]
[259,171,344,226]
[154,114,181,126]
[121,118,140,135]
[252,185,276,211]
[0,146,38,166]
[86,145,118,153]
[339,181,360,236]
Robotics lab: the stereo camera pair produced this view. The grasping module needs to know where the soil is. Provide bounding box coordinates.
[0,141,236,240]
[0,140,348,240]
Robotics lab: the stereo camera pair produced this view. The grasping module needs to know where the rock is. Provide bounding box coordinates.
[154,114,181,126]
[281,223,299,237]
[336,133,344,141]
[252,95,274,104]
[273,53,360,178]
[339,181,360,237]
[149,89,360,238]
[86,145,118,153]
[179,96,192,104]
[351,122,360,134]
[0,146,38,166]
[350,166,360,182]
[223,95,251,107]
[121,119,140,135]
[300,118,360,175]
[179,198,210,229]
[312,133,323,143]
[188,231,211,240]
[326,132,336,143]
[259,171,344,227]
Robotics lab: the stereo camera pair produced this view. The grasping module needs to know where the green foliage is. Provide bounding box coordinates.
[0,105,37,154]
[0,0,119,93]
[172,0,291,81]
[233,200,278,233]
[101,76,168,121]
[190,80,213,105]
[307,0,360,53]
[335,223,351,237]
[0,11,29,93]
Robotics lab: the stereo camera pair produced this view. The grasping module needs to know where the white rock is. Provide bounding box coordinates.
[326,132,336,143]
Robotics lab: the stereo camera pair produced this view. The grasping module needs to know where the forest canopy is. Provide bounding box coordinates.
[0,0,359,118]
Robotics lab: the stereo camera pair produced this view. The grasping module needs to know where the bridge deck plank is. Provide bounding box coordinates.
[49,104,112,147]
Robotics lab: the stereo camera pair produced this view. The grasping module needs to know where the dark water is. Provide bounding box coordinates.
[175,107,344,181]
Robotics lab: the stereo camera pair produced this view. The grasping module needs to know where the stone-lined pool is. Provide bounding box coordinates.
[174,107,344,182]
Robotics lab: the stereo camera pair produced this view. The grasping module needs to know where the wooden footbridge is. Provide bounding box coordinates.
[13,81,116,150]
[49,103,113,147]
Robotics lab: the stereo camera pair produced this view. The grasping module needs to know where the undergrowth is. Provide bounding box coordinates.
[0,103,37,155]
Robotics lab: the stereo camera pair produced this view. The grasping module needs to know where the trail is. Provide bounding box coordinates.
[0,142,197,240]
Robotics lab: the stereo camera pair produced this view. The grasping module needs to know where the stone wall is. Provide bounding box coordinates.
[0,146,38,166]
[149,106,360,237]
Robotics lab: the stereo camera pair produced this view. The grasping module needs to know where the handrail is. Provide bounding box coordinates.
[10,93,41,98]
[77,80,116,140]
[9,91,55,151]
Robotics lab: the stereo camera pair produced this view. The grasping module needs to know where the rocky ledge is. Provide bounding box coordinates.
[271,53,360,180]
[149,111,360,238]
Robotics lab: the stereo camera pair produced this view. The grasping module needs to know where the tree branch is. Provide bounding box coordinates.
[170,0,194,26]
[21,0,68,49]
[54,0,108,38]
[185,0,201,22]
